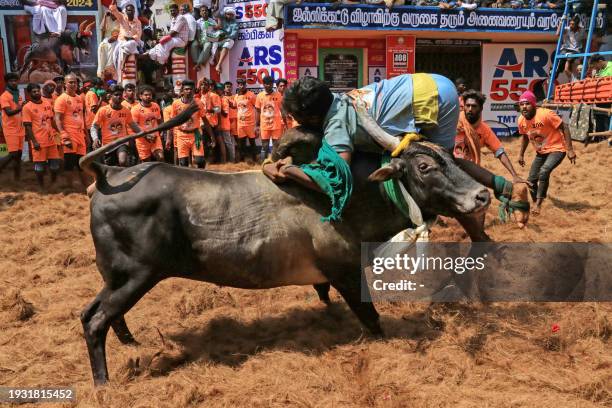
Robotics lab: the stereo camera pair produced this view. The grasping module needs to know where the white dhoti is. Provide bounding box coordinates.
[98,39,118,80]
[24,5,67,35]
[147,37,186,65]
[113,39,140,82]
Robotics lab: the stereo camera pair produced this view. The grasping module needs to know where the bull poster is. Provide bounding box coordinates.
[481,43,555,137]
[227,0,285,90]
[0,2,99,84]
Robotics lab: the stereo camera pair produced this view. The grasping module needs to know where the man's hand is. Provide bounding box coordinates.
[93,139,101,149]
[567,150,577,164]
[164,139,172,151]
[32,141,40,151]
[146,134,156,142]
[263,158,291,183]
[512,175,531,186]
[518,156,525,167]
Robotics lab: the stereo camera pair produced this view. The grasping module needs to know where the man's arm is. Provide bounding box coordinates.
[129,121,142,134]
[518,135,529,167]
[561,122,576,164]
[2,105,22,116]
[91,124,101,148]
[555,14,566,36]
[23,123,40,151]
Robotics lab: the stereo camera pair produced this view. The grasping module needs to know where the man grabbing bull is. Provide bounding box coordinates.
[263,74,530,233]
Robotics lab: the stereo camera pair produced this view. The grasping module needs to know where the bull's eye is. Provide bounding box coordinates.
[418,162,430,172]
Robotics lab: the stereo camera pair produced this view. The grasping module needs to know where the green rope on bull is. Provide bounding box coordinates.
[381,154,411,220]
[492,175,530,223]
[300,140,353,223]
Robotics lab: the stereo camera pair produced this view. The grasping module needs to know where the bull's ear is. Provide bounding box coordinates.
[368,160,405,182]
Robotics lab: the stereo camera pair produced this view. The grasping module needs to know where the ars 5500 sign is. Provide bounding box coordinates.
[489,79,541,102]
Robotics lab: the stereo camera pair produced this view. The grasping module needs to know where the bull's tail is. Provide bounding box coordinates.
[79,102,200,185]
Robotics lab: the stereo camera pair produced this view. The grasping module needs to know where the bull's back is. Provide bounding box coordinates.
[90,163,350,288]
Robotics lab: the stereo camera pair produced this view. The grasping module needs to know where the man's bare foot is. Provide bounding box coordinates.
[531,205,541,215]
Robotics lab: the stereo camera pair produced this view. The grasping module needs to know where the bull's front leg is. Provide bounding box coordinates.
[455,212,491,242]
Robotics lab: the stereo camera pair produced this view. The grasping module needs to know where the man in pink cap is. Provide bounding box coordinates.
[517,90,576,215]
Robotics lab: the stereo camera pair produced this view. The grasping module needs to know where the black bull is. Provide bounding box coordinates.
[79,126,490,385]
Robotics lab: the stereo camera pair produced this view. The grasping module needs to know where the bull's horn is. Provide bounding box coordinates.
[353,99,400,152]
[85,20,96,33]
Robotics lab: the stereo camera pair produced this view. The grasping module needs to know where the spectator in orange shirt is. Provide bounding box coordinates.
[235,78,258,162]
[54,73,87,188]
[223,81,239,158]
[277,78,298,129]
[216,82,235,162]
[122,83,138,109]
[161,91,176,164]
[454,90,522,180]
[0,72,25,181]
[131,85,163,162]
[517,91,576,215]
[22,83,60,188]
[256,75,284,161]
[172,80,214,168]
[41,80,56,105]
[85,77,107,146]
[53,75,64,101]
[199,79,225,162]
[92,84,141,167]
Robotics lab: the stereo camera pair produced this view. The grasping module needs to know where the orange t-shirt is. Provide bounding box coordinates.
[219,95,231,132]
[22,99,55,147]
[54,93,85,146]
[226,94,237,120]
[454,114,503,163]
[0,90,24,138]
[518,108,566,154]
[163,104,173,122]
[255,90,283,131]
[235,91,256,129]
[122,100,138,110]
[42,96,55,107]
[171,98,206,139]
[84,90,100,129]
[93,104,134,145]
[131,102,161,137]
[200,91,221,128]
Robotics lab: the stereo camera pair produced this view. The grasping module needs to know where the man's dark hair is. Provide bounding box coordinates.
[182,79,195,89]
[571,14,581,24]
[462,90,486,108]
[236,78,246,85]
[262,76,274,85]
[53,75,64,82]
[224,81,233,86]
[124,83,136,90]
[454,77,468,87]
[138,85,154,95]
[169,3,178,9]
[282,77,333,122]
[4,72,19,82]
[26,83,40,93]
[109,84,124,94]
[276,78,288,86]
[590,53,605,63]
[91,77,103,87]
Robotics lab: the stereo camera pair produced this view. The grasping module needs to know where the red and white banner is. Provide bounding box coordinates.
[385,35,415,79]
[228,1,285,90]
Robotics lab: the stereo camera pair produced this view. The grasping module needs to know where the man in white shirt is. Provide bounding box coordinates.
[181,3,197,43]
[145,3,189,65]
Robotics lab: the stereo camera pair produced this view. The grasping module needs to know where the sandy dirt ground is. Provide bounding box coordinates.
[0,138,610,407]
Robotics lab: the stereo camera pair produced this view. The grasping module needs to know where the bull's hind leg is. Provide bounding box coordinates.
[313,283,331,305]
[81,272,158,385]
[330,274,383,336]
